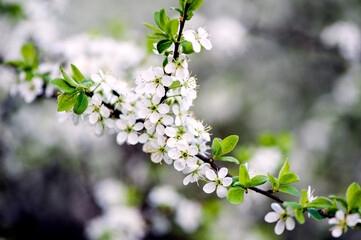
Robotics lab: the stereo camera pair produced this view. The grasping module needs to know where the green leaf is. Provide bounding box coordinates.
[171,7,183,15]
[169,80,181,89]
[21,44,35,65]
[295,208,305,224]
[165,18,179,37]
[188,0,203,13]
[73,91,88,115]
[181,41,194,54]
[59,66,78,87]
[221,135,239,155]
[268,173,278,189]
[71,64,85,84]
[278,172,299,185]
[147,33,169,40]
[279,185,300,196]
[78,79,94,89]
[227,187,244,205]
[329,195,348,210]
[305,197,332,209]
[4,60,24,68]
[218,156,239,164]
[157,39,173,54]
[212,138,223,158]
[154,11,161,30]
[283,201,302,209]
[158,8,170,31]
[327,200,339,216]
[307,209,325,220]
[179,0,186,10]
[57,92,77,112]
[186,12,194,20]
[239,164,251,188]
[300,189,308,206]
[50,78,76,93]
[278,159,290,179]
[346,182,361,210]
[250,175,268,187]
[143,22,163,34]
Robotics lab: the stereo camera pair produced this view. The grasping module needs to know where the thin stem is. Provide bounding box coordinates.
[173,3,191,60]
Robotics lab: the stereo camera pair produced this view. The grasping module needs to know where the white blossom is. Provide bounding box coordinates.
[203,168,232,198]
[183,27,212,53]
[265,203,296,235]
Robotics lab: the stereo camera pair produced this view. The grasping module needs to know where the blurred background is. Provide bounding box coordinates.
[0,0,361,239]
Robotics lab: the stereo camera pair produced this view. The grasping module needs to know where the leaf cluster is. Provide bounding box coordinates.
[50,65,93,115]
[268,159,300,196]
[211,135,240,164]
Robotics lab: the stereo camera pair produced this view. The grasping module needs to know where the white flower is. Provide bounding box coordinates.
[85,94,111,124]
[328,210,360,238]
[116,115,143,145]
[264,203,296,235]
[143,137,173,165]
[183,27,212,53]
[202,168,232,198]
[168,141,198,171]
[183,163,210,185]
[187,118,211,141]
[164,54,189,79]
[135,67,173,97]
[18,77,44,103]
[138,96,170,124]
[164,126,194,148]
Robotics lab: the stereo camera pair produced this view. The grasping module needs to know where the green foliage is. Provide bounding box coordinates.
[0,0,25,21]
[238,164,251,188]
[346,182,361,211]
[187,0,203,13]
[283,201,302,209]
[157,39,173,54]
[71,64,85,84]
[300,189,308,206]
[73,91,89,115]
[50,78,76,93]
[181,41,194,54]
[57,92,77,112]
[227,187,244,204]
[250,175,268,187]
[278,185,300,196]
[329,195,348,210]
[294,208,305,224]
[268,173,279,190]
[211,135,239,164]
[307,209,325,220]
[305,197,332,209]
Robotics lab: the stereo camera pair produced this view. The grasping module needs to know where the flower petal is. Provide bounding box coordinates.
[218,167,228,179]
[203,182,216,194]
[216,185,228,198]
[271,203,284,214]
[331,226,343,238]
[116,132,127,145]
[222,177,233,187]
[265,212,280,223]
[275,220,285,235]
[346,213,360,227]
[205,169,217,181]
[285,217,295,231]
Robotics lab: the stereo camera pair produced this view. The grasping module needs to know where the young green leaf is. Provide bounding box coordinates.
[73,91,88,115]
[250,175,268,187]
[188,0,203,13]
[218,156,239,164]
[278,172,299,185]
[268,173,278,189]
[147,33,169,40]
[295,208,305,224]
[59,66,78,87]
[159,8,170,30]
[212,138,223,158]
[346,182,361,210]
[143,22,163,34]
[181,41,194,54]
[307,209,325,220]
[21,44,36,65]
[329,195,348,210]
[50,78,76,93]
[171,7,183,15]
[165,18,179,37]
[283,201,302,209]
[300,189,308,206]
[57,92,77,112]
[221,135,239,155]
[78,79,94,89]
[227,187,244,205]
[278,159,290,178]
[179,0,186,10]
[157,39,173,54]
[278,185,300,196]
[305,198,332,209]
[71,64,85,84]
[239,164,251,188]
[4,60,25,68]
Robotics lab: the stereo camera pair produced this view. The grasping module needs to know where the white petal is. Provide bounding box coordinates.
[164,62,176,74]
[216,185,227,198]
[158,104,170,114]
[100,105,110,117]
[127,132,138,145]
[162,115,173,125]
[161,76,173,87]
[183,174,193,186]
[200,38,212,50]
[265,212,280,223]
[222,177,233,187]
[203,182,216,194]
[153,67,164,77]
[156,85,165,98]
[285,217,295,231]
[89,112,99,124]
[183,30,196,42]
[346,213,360,227]
[275,220,285,235]
[174,159,186,171]
[335,210,345,221]
[271,203,284,214]
[149,112,159,123]
[133,122,143,131]
[205,169,217,181]
[116,132,127,145]
[151,152,163,163]
[218,168,228,179]
[331,226,343,238]
[328,218,339,225]
[165,127,177,137]
[192,41,201,53]
[168,149,181,159]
